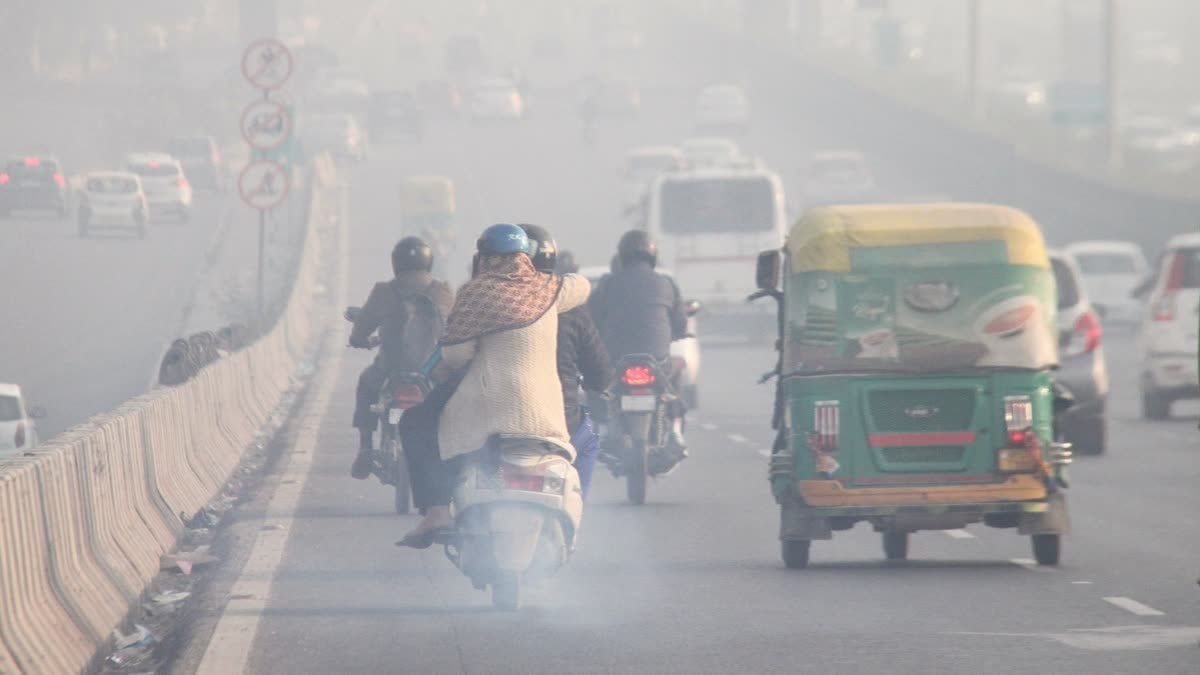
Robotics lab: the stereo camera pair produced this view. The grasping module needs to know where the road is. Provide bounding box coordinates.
[166,14,1200,674]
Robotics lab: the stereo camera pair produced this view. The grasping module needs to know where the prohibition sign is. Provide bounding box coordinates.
[241,38,293,90]
[238,160,290,210]
[240,100,292,151]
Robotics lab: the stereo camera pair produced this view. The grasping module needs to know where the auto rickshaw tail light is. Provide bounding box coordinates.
[1003,395,1032,436]
[813,400,840,451]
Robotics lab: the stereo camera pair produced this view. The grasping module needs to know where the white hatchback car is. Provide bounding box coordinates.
[0,383,43,456]
[695,84,750,133]
[77,171,148,238]
[1136,232,1200,419]
[1064,240,1147,325]
[124,153,193,223]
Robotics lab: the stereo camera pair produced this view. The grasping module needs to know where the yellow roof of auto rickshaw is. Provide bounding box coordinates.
[787,202,1049,272]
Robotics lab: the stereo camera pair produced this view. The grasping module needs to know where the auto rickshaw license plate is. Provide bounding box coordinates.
[620,395,656,412]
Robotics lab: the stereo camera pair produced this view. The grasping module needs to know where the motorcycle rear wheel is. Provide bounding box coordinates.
[386,437,410,515]
[626,438,647,505]
[491,571,520,610]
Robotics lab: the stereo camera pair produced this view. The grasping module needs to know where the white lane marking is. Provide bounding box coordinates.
[197,184,348,675]
[1103,597,1165,617]
[727,433,749,444]
[943,529,975,539]
[1071,580,1093,585]
[756,448,771,458]
[1009,557,1041,571]
[700,423,718,431]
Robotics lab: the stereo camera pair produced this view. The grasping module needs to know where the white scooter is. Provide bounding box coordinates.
[443,434,583,610]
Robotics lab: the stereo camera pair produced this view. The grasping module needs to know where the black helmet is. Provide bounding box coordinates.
[519,224,558,273]
[392,236,434,274]
[617,229,657,267]
[555,249,579,274]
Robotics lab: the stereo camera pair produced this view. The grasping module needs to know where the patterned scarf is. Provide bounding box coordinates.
[440,254,563,346]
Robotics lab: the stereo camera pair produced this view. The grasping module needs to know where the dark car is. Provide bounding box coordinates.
[1050,250,1109,455]
[369,90,424,141]
[0,156,70,218]
[166,136,224,191]
[416,80,461,118]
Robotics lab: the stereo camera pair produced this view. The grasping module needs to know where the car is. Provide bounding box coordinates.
[77,171,148,238]
[680,137,744,170]
[592,80,641,118]
[301,113,368,163]
[1049,250,1109,455]
[580,266,702,408]
[802,150,876,206]
[694,84,751,133]
[124,153,193,223]
[1135,232,1200,419]
[1121,116,1198,174]
[467,79,524,121]
[1064,240,1148,325]
[415,79,462,117]
[369,90,424,141]
[166,136,224,191]
[622,146,685,210]
[0,383,44,457]
[0,155,71,218]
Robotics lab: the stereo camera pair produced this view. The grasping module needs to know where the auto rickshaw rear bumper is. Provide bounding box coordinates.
[795,474,1048,508]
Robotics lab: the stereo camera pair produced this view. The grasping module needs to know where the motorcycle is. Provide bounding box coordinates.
[443,434,583,610]
[345,306,433,514]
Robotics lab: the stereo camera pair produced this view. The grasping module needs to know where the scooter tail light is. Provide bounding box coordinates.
[622,365,655,386]
[1003,395,1033,442]
[500,464,544,492]
[813,400,840,451]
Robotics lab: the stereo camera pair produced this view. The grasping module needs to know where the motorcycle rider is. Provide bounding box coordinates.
[520,229,611,499]
[398,224,590,547]
[588,229,689,450]
[348,236,454,480]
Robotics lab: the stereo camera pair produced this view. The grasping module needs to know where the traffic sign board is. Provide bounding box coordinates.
[238,160,290,210]
[240,100,292,151]
[1050,81,1107,127]
[241,38,293,90]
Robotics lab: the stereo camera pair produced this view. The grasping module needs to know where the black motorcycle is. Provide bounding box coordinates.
[606,355,685,505]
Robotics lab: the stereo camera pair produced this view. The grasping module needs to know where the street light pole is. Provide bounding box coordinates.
[967,0,982,118]
[1103,0,1120,170]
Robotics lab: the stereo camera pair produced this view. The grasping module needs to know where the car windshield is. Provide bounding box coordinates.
[659,177,775,234]
[87,176,138,194]
[166,139,211,157]
[1074,252,1138,275]
[129,162,179,177]
[1177,248,1200,288]
[1051,257,1081,309]
[0,395,21,422]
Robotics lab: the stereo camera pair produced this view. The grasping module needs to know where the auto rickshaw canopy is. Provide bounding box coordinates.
[399,175,456,215]
[787,203,1049,273]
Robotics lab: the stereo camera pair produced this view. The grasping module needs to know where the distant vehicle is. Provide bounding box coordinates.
[1135,232,1200,419]
[415,79,462,117]
[622,146,685,210]
[1064,240,1147,325]
[592,81,641,117]
[580,265,701,408]
[802,150,876,206]
[988,79,1047,118]
[680,137,744,170]
[468,79,524,121]
[166,136,224,191]
[1049,250,1109,455]
[369,90,424,141]
[694,84,751,133]
[0,155,71,218]
[123,153,192,223]
[301,113,368,163]
[1121,116,1197,174]
[646,166,787,339]
[77,171,148,239]
[0,383,43,456]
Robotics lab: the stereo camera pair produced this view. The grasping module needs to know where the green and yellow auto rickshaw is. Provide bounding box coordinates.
[751,203,1073,569]
[399,175,457,255]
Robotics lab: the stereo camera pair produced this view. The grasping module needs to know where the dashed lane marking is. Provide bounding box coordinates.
[1103,597,1165,617]
[1071,581,1093,585]
[727,433,749,444]
[756,448,771,458]
[1009,558,1044,571]
[943,529,975,539]
[700,423,718,431]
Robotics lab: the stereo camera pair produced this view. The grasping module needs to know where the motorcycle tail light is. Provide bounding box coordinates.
[500,464,544,492]
[1003,395,1033,443]
[813,400,840,451]
[391,383,426,409]
[622,365,655,387]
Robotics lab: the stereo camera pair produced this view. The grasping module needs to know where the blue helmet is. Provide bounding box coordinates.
[477,223,532,256]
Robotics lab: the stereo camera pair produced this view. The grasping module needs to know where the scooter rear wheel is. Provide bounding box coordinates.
[491,571,520,610]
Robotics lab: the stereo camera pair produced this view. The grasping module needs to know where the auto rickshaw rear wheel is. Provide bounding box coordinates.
[782,540,810,569]
[1031,534,1060,566]
[882,531,909,561]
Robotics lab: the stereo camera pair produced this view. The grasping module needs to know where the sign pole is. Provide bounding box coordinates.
[257,208,266,320]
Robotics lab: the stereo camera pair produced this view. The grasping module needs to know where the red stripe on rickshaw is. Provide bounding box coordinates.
[868,432,977,447]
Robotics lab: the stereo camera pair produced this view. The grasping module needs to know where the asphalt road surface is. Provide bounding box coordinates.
[164,12,1198,674]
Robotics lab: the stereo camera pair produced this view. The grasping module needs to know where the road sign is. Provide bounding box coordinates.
[240,100,292,151]
[1050,81,1107,127]
[241,38,293,90]
[238,160,290,210]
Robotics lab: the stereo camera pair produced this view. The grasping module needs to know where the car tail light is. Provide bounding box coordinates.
[391,383,426,410]
[813,400,840,451]
[53,173,65,188]
[149,160,160,169]
[14,422,25,448]
[1063,310,1102,357]
[1154,252,1187,321]
[23,156,40,167]
[0,173,8,185]
[1003,395,1033,445]
[177,176,189,189]
[622,365,655,386]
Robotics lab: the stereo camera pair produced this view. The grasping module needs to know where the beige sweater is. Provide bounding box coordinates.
[438,274,590,462]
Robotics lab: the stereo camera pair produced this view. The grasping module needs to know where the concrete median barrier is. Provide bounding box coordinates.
[0,154,339,675]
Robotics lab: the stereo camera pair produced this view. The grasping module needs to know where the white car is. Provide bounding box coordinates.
[580,266,702,408]
[124,153,193,223]
[622,146,685,209]
[0,383,43,456]
[680,137,744,170]
[77,171,148,238]
[802,150,876,206]
[694,84,750,132]
[1064,240,1148,325]
[301,113,368,163]
[468,79,524,121]
[1136,232,1200,419]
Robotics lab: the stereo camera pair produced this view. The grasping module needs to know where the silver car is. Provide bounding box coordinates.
[1050,250,1110,455]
